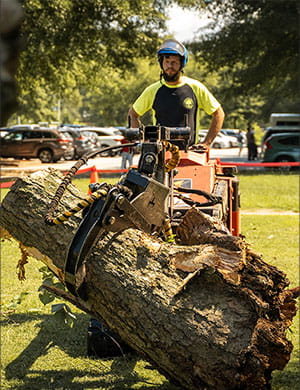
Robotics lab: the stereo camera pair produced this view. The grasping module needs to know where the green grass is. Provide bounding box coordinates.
[1,173,299,389]
[241,215,299,286]
[238,172,299,212]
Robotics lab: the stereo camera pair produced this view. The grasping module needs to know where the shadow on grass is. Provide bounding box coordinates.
[5,367,175,390]
[3,312,88,371]
[3,312,176,390]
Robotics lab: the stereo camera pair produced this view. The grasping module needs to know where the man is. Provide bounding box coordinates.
[246,124,257,161]
[120,136,134,169]
[128,39,224,149]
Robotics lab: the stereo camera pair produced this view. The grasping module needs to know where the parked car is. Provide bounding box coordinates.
[9,124,41,130]
[81,127,124,156]
[198,130,233,148]
[262,125,300,144]
[220,129,245,146]
[0,128,74,163]
[60,127,99,159]
[262,132,300,164]
[218,130,239,147]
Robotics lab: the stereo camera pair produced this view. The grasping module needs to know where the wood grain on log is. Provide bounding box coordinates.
[0,169,297,390]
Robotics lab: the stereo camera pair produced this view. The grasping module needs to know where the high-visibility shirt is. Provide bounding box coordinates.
[133,76,221,145]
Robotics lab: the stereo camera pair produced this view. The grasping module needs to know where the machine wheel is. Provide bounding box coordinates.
[38,148,53,163]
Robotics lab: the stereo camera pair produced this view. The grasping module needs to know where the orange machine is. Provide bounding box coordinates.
[169,149,241,236]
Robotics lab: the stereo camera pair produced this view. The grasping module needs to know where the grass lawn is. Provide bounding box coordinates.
[1,172,299,389]
[238,171,299,212]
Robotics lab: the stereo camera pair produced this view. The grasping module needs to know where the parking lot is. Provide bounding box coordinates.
[0,147,251,178]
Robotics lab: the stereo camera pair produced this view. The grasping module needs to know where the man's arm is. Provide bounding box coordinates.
[128,107,141,128]
[202,106,225,147]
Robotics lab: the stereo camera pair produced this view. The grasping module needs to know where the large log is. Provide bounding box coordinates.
[0,169,297,390]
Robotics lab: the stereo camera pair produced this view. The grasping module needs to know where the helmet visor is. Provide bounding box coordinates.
[158,39,185,57]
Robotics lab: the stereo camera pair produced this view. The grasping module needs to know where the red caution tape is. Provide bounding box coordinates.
[219,161,300,167]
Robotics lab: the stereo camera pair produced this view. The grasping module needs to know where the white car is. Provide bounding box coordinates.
[220,129,245,147]
[198,130,233,148]
[81,127,124,156]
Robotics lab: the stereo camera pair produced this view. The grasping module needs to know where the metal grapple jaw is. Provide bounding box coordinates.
[65,168,170,298]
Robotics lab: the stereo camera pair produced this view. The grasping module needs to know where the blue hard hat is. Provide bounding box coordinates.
[157,39,188,68]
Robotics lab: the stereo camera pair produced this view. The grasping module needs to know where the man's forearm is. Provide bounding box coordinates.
[128,107,141,128]
[203,106,225,146]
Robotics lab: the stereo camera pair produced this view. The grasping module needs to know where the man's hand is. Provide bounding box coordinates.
[189,143,209,153]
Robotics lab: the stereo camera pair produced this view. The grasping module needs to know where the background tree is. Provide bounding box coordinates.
[14,0,209,124]
[189,0,300,123]
[13,0,299,128]
[79,59,158,126]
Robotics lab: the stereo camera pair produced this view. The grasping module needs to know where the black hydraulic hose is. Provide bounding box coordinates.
[45,143,137,224]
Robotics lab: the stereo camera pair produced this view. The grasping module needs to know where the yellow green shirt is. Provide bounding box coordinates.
[133,76,221,144]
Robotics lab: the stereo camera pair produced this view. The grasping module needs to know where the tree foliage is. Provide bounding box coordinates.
[18,0,207,88]
[19,0,164,86]
[189,0,300,120]
[13,0,299,127]
[79,58,157,126]
[15,0,208,123]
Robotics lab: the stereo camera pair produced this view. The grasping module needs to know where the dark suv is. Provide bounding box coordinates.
[0,127,74,163]
[262,132,300,163]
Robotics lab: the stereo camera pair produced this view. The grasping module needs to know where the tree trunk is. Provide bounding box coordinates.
[0,169,297,390]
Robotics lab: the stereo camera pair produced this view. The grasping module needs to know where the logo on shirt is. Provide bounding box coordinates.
[183,97,194,110]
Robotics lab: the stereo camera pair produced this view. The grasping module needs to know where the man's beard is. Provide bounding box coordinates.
[162,70,181,82]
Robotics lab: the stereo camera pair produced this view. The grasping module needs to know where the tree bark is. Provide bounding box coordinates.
[0,169,297,390]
